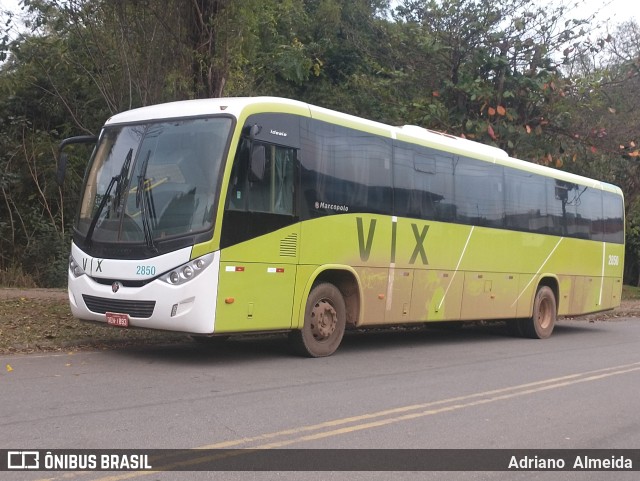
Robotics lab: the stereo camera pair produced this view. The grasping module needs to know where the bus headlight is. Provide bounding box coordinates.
[182,265,194,279]
[161,253,214,286]
[69,255,85,278]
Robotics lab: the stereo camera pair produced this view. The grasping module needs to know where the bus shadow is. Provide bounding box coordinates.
[346,319,607,348]
[108,319,605,364]
[108,333,294,365]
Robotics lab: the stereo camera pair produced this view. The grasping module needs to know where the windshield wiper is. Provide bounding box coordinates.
[136,150,157,252]
[113,146,134,213]
[85,148,133,247]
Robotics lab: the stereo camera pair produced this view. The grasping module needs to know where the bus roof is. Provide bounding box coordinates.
[104,96,622,196]
[104,97,310,125]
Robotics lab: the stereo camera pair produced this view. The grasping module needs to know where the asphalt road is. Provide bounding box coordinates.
[1,318,639,481]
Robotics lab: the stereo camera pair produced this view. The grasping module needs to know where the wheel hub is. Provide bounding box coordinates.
[310,300,337,340]
[538,298,551,329]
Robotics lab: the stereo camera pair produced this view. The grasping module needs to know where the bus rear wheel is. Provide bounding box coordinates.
[289,283,346,357]
[523,285,556,339]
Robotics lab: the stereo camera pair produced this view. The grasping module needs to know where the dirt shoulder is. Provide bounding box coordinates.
[0,287,68,300]
[0,288,186,354]
[577,300,640,320]
[1,287,638,355]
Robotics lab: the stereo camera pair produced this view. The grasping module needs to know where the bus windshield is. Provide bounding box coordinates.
[75,117,232,245]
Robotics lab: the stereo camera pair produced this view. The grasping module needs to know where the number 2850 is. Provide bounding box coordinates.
[136,265,156,276]
[608,255,620,266]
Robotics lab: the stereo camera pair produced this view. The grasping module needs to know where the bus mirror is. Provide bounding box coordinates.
[56,152,68,186]
[57,135,98,185]
[249,145,266,182]
[249,124,261,140]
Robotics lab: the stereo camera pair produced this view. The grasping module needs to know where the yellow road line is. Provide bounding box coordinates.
[38,361,640,481]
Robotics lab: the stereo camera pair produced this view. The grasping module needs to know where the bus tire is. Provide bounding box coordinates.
[523,286,556,339]
[289,283,346,357]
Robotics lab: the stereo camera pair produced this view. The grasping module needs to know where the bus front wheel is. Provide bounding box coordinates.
[523,285,556,339]
[289,283,346,357]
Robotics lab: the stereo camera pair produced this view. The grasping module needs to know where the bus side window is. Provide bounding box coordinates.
[227,139,250,211]
[273,146,296,214]
[228,140,296,216]
[248,144,295,215]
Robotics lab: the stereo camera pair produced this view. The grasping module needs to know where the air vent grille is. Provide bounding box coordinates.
[83,295,155,319]
[280,233,298,257]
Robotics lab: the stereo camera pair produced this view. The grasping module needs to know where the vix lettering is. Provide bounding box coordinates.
[82,257,104,274]
[356,217,429,265]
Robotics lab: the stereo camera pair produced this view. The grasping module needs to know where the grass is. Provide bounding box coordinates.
[0,266,37,288]
[0,295,187,354]
[622,284,640,300]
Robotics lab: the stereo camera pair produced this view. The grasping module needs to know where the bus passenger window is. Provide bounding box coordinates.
[248,144,295,215]
[227,141,296,216]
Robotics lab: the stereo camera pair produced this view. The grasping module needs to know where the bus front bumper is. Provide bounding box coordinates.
[67,250,220,334]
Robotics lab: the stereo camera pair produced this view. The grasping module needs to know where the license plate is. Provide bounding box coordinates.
[106,312,130,328]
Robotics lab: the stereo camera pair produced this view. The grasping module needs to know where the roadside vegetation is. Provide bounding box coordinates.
[2,1,640,288]
[622,284,640,300]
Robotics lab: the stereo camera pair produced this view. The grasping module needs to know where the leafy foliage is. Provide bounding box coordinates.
[1,0,640,286]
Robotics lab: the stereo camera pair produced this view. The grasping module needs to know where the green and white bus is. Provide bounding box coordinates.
[60,97,625,356]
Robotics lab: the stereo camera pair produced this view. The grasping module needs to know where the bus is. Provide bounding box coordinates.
[59,96,625,357]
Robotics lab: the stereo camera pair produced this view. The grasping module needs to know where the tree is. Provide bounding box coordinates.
[389,0,604,163]
[2,0,640,285]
